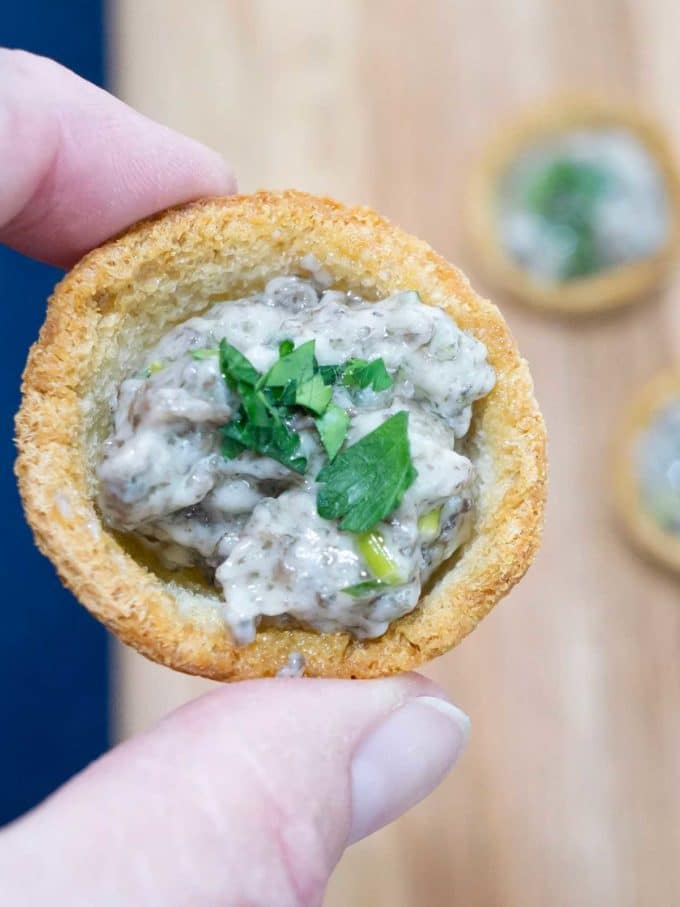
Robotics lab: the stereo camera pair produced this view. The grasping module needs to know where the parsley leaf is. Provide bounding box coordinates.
[315,404,348,461]
[524,159,609,280]
[279,381,298,406]
[342,358,393,392]
[295,373,332,415]
[219,339,260,388]
[217,338,309,473]
[316,411,417,532]
[222,416,307,474]
[319,364,342,386]
[263,340,315,388]
[239,383,277,427]
[221,435,246,459]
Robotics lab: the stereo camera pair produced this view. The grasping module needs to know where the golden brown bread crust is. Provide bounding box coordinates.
[466,98,680,315]
[613,367,680,574]
[15,190,546,679]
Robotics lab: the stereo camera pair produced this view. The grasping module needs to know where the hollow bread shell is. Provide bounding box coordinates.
[466,98,680,315]
[613,367,680,574]
[15,190,546,679]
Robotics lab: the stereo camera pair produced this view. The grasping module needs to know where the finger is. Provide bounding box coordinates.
[0,49,236,267]
[0,674,469,907]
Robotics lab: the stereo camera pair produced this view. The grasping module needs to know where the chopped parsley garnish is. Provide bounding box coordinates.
[239,384,276,427]
[316,411,417,533]
[261,339,315,388]
[213,336,414,532]
[341,357,393,392]
[315,404,349,461]
[524,158,610,280]
[218,338,308,474]
[219,339,261,389]
[222,416,307,474]
[319,364,343,386]
[295,373,333,415]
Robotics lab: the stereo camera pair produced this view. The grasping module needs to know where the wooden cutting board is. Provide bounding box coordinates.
[111,2,680,903]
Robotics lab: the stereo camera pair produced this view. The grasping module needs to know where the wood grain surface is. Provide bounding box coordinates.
[110,2,680,904]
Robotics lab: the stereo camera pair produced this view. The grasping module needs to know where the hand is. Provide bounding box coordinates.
[0,50,470,907]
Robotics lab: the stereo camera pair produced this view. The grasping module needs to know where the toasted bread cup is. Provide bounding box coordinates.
[15,191,546,680]
[613,367,680,574]
[467,99,680,315]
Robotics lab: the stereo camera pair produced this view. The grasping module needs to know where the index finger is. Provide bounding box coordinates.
[0,49,236,268]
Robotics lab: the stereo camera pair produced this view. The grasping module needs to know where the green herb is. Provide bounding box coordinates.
[315,404,349,461]
[319,364,343,386]
[222,417,307,474]
[191,347,220,360]
[316,411,417,532]
[213,338,405,510]
[279,381,298,406]
[524,159,610,280]
[238,383,277,427]
[221,435,246,459]
[219,339,260,389]
[342,357,393,392]
[262,339,315,388]
[527,159,608,216]
[218,338,307,473]
[295,373,332,415]
[341,579,388,597]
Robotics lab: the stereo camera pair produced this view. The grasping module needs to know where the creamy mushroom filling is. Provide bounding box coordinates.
[97,271,495,642]
[497,128,670,282]
[636,400,680,535]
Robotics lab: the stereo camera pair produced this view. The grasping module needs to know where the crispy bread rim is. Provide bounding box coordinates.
[466,98,680,315]
[15,190,546,679]
[613,367,680,574]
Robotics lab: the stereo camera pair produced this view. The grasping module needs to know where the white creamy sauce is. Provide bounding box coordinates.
[276,651,306,678]
[636,400,680,535]
[498,128,670,282]
[97,273,495,642]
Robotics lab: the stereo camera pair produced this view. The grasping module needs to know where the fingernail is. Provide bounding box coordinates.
[348,696,470,844]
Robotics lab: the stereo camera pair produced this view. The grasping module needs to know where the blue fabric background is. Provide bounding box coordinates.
[1,2,109,825]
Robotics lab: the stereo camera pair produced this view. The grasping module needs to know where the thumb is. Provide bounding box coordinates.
[0,673,469,907]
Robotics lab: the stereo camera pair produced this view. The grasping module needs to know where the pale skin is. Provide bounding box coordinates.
[0,50,470,907]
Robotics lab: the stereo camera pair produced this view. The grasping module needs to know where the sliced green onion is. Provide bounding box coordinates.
[191,347,220,360]
[417,507,442,540]
[145,360,165,377]
[356,530,402,583]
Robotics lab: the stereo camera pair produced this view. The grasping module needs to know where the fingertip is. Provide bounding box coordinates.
[348,694,469,844]
[0,50,238,266]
